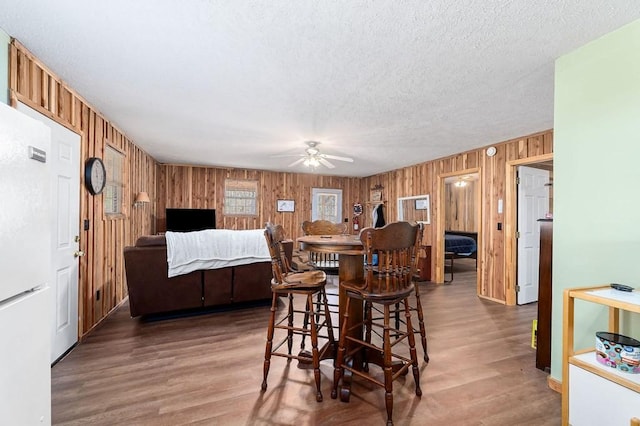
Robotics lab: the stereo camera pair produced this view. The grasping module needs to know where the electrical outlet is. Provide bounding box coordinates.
[84,219,90,230]
[497,222,502,231]
[96,289,101,300]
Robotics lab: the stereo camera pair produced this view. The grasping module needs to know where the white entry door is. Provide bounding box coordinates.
[516,166,550,305]
[18,103,81,363]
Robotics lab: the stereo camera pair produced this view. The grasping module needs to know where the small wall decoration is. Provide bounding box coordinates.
[352,202,363,230]
[370,184,384,202]
[84,157,106,195]
[276,199,295,212]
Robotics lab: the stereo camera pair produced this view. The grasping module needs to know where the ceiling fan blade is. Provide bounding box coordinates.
[321,153,354,163]
[272,153,304,158]
[288,158,306,167]
[319,158,335,169]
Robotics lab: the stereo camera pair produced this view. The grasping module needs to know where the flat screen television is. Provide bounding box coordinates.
[165,208,216,232]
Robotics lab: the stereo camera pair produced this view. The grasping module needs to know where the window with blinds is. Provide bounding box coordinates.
[224,179,258,216]
[104,145,124,215]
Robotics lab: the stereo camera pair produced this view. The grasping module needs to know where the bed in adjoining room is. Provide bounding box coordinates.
[444,230,478,264]
[444,230,478,282]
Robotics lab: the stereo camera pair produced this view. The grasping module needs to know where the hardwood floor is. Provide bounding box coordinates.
[52,259,561,425]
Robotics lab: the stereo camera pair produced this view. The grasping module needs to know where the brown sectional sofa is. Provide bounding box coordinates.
[123,234,292,317]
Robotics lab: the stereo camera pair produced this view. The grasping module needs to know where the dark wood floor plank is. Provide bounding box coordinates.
[52,259,560,425]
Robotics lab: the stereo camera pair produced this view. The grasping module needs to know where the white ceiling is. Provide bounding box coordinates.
[1,1,639,177]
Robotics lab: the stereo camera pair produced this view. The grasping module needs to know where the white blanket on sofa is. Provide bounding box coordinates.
[165,229,270,278]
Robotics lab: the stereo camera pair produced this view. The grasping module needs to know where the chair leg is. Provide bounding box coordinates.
[301,295,309,351]
[363,301,372,372]
[307,293,323,402]
[321,288,336,346]
[383,304,394,426]
[315,291,322,324]
[262,292,278,391]
[403,299,422,397]
[287,293,294,356]
[413,286,429,363]
[394,302,400,335]
[331,297,351,400]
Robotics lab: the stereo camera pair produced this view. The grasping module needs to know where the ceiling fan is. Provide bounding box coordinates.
[273,141,354,169]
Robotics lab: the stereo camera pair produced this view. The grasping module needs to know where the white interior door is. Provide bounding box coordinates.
[17,102,81,363]
[516,166,550,304]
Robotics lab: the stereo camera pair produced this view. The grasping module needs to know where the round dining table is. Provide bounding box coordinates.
[296,234,364,321]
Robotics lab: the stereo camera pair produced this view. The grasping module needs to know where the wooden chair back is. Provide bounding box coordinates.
[301,220,347,271]
[264,223,292,284]
[413,222,424,272]
[302,220,347,236]
[360,221,419,296]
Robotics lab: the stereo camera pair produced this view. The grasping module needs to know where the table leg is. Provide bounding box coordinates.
[338,254,363,402]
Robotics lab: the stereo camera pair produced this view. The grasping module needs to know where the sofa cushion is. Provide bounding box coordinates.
[202,268,233,307]
[124,245,202,317]
[136,235,167,247]
[232,262,272,302]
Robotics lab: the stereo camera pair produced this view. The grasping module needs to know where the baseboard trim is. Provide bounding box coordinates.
[477,294,506,304]
[547,375,562,394]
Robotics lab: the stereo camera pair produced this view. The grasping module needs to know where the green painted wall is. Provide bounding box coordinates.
[551,19,640,380]
[0,27,9,105]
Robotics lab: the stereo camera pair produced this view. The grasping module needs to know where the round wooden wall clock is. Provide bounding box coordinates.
[84,157,106,195]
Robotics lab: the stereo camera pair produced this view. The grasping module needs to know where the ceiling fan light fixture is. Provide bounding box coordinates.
[454,180,468,188]
[303,156,320,168]
[277,141,354,170]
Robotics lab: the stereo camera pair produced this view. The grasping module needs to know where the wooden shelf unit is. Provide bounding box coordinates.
[562,285,640,425]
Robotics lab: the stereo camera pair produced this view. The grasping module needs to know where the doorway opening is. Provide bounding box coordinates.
[436,168,481,292]
[504,153,553,306]
[516,163,553,305]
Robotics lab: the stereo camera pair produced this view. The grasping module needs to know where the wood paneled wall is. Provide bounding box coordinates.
[445,181,478,231]
[9,40,158,336]
[361,130,553,302]
[158,165,361,240]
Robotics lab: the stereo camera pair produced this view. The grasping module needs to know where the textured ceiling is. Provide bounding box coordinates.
[1,1,639,177]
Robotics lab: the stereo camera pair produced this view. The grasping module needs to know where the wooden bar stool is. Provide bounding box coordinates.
[262,223,336,402]
[370,222,429,363]
[332,222,422,426]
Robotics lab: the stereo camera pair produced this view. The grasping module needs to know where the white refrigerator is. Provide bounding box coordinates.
[0,102,52,424]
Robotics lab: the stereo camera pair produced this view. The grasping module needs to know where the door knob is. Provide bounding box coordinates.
[74,250,85,258]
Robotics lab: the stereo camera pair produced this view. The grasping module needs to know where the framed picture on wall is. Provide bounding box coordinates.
[415,198,429,210]
[276,199,295,212]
